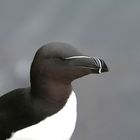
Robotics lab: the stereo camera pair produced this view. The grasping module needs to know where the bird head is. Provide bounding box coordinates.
[30,42,109,84]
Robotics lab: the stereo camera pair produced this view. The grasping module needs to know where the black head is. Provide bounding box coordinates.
[30,42,109,85]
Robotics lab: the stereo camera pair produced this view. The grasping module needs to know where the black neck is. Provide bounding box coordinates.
[31,79,72,101]
[30,57,73,116]
[30,77,72,116]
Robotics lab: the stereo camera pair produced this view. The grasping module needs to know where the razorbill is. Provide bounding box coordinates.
[0,42,108,140]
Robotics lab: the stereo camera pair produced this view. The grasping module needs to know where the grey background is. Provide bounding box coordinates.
[0,0,140,140]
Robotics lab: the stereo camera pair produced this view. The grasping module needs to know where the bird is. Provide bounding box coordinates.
[0,42,108,140]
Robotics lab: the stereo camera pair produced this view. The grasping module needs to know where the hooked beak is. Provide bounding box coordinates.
[65,55,109,74]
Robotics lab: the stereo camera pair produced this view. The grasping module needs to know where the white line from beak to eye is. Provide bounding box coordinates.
[65,55,102,74]
[65,56,91,59]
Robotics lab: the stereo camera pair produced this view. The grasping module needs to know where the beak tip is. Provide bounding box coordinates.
[101,65,109,73]
[93,57,109,73]
[100,59,109,73]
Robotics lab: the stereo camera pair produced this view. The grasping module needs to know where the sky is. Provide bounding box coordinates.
[0,0,140,140]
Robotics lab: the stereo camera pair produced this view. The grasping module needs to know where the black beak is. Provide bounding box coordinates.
[65,56,109,74]
[92,57,109,73]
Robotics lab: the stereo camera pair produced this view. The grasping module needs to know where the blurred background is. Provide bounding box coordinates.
[0,0,140,140]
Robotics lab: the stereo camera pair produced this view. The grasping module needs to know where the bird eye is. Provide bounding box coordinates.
[57,57,65,61]
[53,57,65,64]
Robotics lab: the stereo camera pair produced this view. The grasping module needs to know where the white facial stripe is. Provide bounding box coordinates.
[65,56,91,59]
[93,57,102,73]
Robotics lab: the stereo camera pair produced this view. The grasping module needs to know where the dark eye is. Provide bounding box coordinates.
[56,57,65,61]
[53,57,65,65]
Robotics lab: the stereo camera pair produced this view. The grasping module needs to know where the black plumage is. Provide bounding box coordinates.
[0,42,108,139]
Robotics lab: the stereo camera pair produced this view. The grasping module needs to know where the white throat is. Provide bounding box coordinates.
[8,91,77,140]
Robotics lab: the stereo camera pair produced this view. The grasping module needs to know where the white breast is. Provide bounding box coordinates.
[8,91,77,140]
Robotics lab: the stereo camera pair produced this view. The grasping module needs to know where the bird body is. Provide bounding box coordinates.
[8,91,77,140]
[0,42,108,140]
